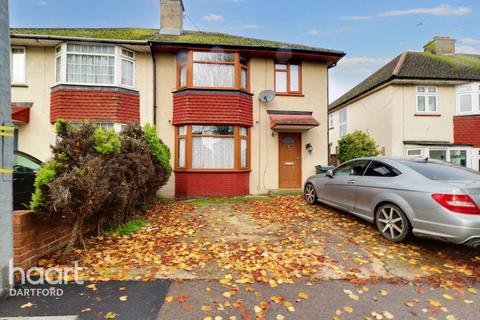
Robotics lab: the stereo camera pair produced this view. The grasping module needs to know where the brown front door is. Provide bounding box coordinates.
[278,132,302,189]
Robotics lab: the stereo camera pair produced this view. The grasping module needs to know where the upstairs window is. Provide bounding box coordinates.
[193,52,235,88]
[275,62,301,95]
[456,83,480,114]
[55,43,135,88]
[328,114,334,129]
[416,86,437,113]
[176,51,249,91]
[11,47,26,85]
[339,108,347,137]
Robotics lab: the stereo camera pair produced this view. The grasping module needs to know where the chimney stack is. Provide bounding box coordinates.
[423,36,456,55]
[160,0,184,35]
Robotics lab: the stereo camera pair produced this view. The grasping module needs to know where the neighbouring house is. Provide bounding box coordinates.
[9,0,344,197]
[329,36,480,169]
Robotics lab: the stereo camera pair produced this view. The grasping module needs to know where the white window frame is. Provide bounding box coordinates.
[339,108,347,138]
[10,46,26,85]
[405,146,473,168]
[54,42,135,88]
[328,114,334,129]
[416,86,438,113]
[456,83,480,115]
[406,148,423,157]
[119,48,135,87]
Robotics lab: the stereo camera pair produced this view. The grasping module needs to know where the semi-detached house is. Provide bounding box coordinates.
[329,36,480,170]
[9,0,344,197]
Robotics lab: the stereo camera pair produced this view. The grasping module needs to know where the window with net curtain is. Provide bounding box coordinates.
[193,52,236,88]
[192,126,235,169]
[177,125,249,170]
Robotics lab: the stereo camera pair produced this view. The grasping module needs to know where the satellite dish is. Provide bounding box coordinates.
[258,90,275,103]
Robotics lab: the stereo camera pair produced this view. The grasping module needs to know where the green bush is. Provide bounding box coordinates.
[338,130,379,164]
[30,160,58,210]
[93,128,121,154]
[142,124,172,176]
[31,121,171,252]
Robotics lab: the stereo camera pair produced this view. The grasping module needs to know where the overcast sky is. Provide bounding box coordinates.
[10,0,480,102]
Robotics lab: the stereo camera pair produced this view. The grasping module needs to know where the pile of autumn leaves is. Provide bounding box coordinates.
[44,195,479,286]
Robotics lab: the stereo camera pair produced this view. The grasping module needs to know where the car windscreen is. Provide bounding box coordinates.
[400,160,480,181]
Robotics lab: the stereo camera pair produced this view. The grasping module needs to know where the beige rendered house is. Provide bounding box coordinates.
[9,0,344,197]
[329,36,480,170]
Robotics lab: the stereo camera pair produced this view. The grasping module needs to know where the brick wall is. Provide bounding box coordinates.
[454,115,480,147]
[175,171,250,197]
[13,210,71,270]
[50,85,140,123]
[172,90,253,126]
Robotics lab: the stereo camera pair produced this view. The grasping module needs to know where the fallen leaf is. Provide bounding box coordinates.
[382,311,394,319]
[344,306,353,313]
[104,312,118,319]
[379,290,388,296]
[442,294,454,300]
[201,305,212,312]
[427,299,442,307]
[20,302,34,309]
[298,292,309,300]
[165,295,173,303]
[467,288,477,295]
[119,295,128,302]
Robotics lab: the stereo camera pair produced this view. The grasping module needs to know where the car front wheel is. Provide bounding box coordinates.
[304,183,317,205]
[375,203,410,243]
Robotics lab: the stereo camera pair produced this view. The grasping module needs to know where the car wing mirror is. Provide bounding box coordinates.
[326,169,334,178]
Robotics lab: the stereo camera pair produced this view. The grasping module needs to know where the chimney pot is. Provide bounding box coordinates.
[423,36,456,55]
[160,0,184,36]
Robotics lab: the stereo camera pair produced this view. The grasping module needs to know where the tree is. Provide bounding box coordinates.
[30,121,172,252]
[338,130,379,164]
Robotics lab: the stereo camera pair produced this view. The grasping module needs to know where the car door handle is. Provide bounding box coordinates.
[347,179,356,185]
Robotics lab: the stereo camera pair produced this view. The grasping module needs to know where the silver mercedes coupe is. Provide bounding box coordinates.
[304,157,480,247]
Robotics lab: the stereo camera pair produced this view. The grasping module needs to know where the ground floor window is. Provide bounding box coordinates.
[175,125,250,170]
[406,146,470,168]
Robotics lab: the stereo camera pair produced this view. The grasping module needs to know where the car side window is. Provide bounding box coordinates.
[364,161,401,177]
[334,160,370,177]
[13,154,41,173]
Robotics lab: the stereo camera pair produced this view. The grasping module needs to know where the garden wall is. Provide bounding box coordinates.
[12,210,71,270]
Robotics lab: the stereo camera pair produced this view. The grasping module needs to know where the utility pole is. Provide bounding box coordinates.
[0,0,13,296]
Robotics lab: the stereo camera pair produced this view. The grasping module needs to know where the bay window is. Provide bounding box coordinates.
[175,125,250,170]
[176,51,249,91]
[275,62,302,95]
[11,47,26,85]
[55,43,135,87]
[416,86,437,113]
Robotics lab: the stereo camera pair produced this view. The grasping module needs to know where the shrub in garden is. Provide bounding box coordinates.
[337,130,379,164]
[31,120,172,252]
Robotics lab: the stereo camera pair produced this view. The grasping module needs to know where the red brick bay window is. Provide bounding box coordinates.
[174,125,251,197]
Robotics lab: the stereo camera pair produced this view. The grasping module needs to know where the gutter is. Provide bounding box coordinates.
[10,33,148,45]
[147,41,346,59]
[149,43,157,125]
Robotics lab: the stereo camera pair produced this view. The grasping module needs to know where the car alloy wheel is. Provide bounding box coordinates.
[304,183,317,205]
[376,204,410,242]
